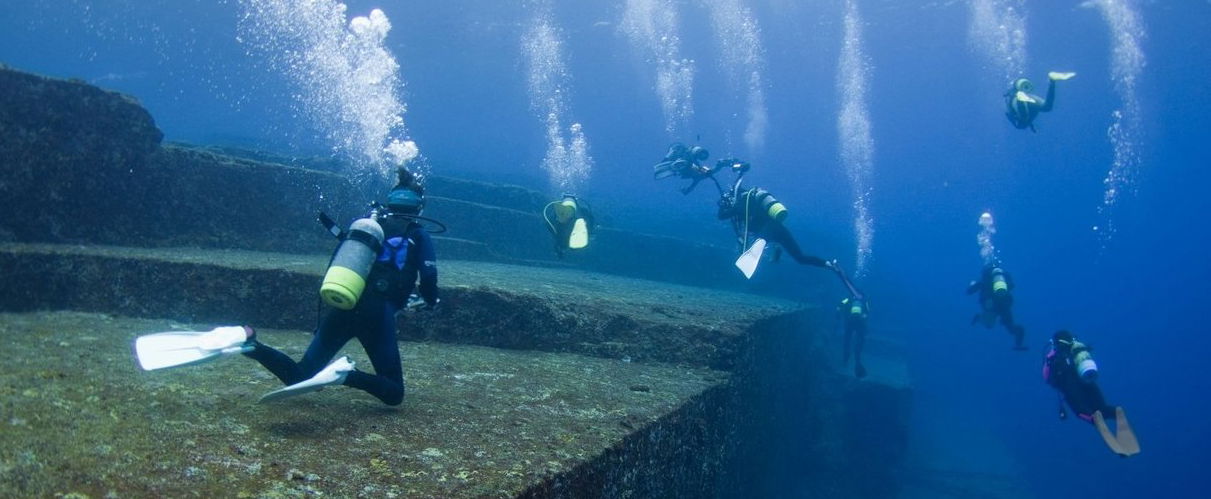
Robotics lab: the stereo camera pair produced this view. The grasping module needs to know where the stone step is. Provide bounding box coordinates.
[0,311,729,498]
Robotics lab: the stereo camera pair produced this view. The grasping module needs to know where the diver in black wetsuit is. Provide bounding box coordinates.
[1043,330,1140,456]
[967,263,1026,350]
[1004,72,1076,132]
[242,167,439,406]
[714,160,862,295]
[838,295,870,379]
[717,172,831,269]
[653,143,723,194]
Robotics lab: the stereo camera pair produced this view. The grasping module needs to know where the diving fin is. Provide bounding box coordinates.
[259,356,355,403]
[1015,91,1038,104]
[1093,410,1135,457]
[568,218,589,250]
[1048,71,1077,81]
[134,326,252,371]
[735,238,766,279]
[1113,407,1141,456]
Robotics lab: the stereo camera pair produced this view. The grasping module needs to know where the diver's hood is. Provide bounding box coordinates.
[387,188,425,215]
[1013,78,1033,93]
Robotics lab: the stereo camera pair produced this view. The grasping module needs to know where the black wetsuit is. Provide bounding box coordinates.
[245,217,438,406]
[839,297,869,378]
[967,266,1024,347]
[1005,79,1056,132]
[1044,345,1115,423]
[719,187,828,268]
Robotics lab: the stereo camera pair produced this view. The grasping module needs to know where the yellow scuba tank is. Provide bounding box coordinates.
[991,268,1009,294]
[750,189,788,223]
[320,217,385,310]
[545,196,590,250]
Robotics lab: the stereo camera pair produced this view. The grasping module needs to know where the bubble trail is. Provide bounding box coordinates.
[967,0,1028,84]
[621,0,694,136]
[704,0,767,153]
[523,8,593,194]
[978,212,998,265]
[1088,0,1146,243]
[837,0,875,276]
[238,0,418,180]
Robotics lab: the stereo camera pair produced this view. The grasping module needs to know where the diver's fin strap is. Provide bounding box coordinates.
[318,212,343,240]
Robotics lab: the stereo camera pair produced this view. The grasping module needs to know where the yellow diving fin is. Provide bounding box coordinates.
[1113,407,1141,456]
[1015,91,1037,104]
[1048,71,1077,81]
[568,218,589,249]
[1093,410,1127,456]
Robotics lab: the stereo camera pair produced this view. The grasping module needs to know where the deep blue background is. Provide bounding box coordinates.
[3,1,1209,496]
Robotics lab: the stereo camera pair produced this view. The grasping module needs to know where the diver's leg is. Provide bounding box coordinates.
[346,305,406,406]
[295,310,356,379]
[854,322,867,378]
[843,326,853,365]
[243,341,306,386]
[767,223,827,268]
[1041,79,1056,112]
[243,311,352,385]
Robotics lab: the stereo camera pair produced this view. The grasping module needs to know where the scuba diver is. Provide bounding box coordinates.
[1043,330,1140,457]
[245,165,440,404]
[653,143,724,194]
[967,263,1026,350]
[838,295,870,379]
[542,194,595,257]
[1004,71,1076,132]
[713,157,862,296]
[133,166,440,406]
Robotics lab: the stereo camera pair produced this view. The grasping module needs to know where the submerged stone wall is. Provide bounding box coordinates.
[0,65,806,293]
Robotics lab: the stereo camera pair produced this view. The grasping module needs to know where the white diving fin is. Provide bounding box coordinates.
[1048,71,1077,81]
[735,238,767,279]
[134,326,252,371]
[259,356,355,403]
[568,218,589,249]
[1015,91,1037,104]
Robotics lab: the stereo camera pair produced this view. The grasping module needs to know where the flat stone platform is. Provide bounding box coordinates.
[0,311,728,498]
[0,243,913,498]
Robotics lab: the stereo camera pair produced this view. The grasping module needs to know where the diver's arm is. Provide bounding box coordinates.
[412,229,439,306]
[966,279,981,295]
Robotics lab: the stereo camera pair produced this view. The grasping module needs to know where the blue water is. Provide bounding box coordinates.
[4,0,1209,496]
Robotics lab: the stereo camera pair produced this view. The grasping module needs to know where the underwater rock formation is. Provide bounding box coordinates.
[0,65,801,293]
[0,65,915,497]
[0,243,911,497]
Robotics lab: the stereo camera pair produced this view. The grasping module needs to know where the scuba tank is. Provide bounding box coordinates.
[990,267,1009,294]
[747,188,788,223]
[320,217,385,310]
[1071,341,1098,382]
[544,195,590,250]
